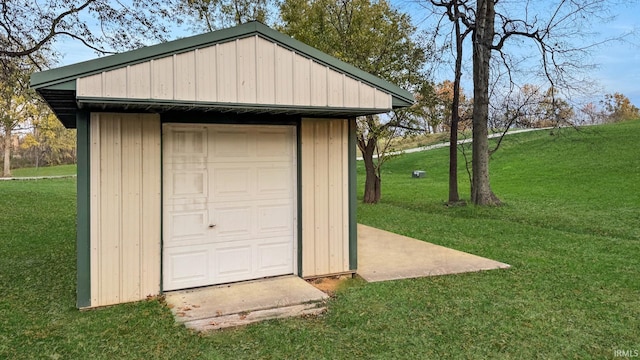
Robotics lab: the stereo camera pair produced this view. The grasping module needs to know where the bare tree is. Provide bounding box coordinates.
[429,0,474,205]
[470,0,499,204]
[580,102,604,125]
[0,0,177,60]
[422,0,629,205]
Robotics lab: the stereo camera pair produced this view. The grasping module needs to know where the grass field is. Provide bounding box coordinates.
[0,121,638,359]
[10,164,77,177]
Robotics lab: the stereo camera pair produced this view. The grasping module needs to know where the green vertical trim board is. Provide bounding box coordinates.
[76,111,91,308]
[348,118,358,271]
[159,121,165,293]
[296,119,303,277]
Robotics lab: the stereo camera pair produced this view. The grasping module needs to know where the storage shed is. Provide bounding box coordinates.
[31,21,413,308]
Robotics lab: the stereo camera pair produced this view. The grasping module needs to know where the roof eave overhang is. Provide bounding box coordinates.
[36,89,78,128]
[77,97,395,116]
[36,91,405,129]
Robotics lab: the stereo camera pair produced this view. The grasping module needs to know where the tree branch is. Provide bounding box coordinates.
[0,0,97,58]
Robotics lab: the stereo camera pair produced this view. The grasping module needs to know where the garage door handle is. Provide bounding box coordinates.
[208,224,216,228]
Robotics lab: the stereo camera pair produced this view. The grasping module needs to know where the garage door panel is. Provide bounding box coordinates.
[210,164,293,201]
[257,241,293,272]
[258,203,293,234]
[164,246,209,289]
[167,210,208,239]
[211,167,251,197]
[212,130,250,158]
[256,130,292,158]
[211,199,295,234]
[169,171,208,198]
[213,206,253,240]
[214,245,253,279]
[166,127,208,156]
[256,165,293,194]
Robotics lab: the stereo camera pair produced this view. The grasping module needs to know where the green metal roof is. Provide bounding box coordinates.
[31,21,414,128]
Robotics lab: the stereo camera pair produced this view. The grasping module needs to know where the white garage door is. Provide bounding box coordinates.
[162,124,296,291]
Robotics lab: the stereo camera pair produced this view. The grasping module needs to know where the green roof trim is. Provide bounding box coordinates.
[76,96,398,116]
[45,80,75,91]
[31,22,414,106]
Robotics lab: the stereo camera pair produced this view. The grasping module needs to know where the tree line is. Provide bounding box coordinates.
[2,0,637,207]
[1,58,76,175]
[419,82,639,132]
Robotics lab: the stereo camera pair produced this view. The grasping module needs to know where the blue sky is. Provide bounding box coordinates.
[54,0,640,108]
[592,5,640,105]
[395,0,640,107]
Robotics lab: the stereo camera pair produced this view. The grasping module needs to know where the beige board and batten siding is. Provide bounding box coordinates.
[76,35,392,110]
[300,118,350,277]
[89,113,161,307]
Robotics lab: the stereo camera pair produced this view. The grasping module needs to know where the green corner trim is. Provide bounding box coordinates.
[296,119,303,277]
[159,121,164,293]
[348,118,358,271]
[76,111,91,308]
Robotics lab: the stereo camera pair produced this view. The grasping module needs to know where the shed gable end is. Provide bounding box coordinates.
[76,35,392,110]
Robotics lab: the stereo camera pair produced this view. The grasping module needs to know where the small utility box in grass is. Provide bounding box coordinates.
[412,170,426,178]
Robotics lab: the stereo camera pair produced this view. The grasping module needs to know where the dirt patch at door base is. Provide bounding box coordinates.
[307,275,351,297]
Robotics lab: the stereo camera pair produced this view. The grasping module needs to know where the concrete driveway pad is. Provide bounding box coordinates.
[357,224,510,282]
[165,275,328,331]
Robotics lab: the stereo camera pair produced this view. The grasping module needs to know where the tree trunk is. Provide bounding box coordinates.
[448,1,464,204]
[448,117,459,203]
[471,0,501,206]
[3,128,11,177]
[35,146,40,169]
[359,136,381,204]
[363,165,381,204]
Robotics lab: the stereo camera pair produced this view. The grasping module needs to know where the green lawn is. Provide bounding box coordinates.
[10,164,77,177]
[1,121,638,359]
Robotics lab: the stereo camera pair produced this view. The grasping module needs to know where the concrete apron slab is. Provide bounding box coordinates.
[357,224,510,282]
[165,275,329,331]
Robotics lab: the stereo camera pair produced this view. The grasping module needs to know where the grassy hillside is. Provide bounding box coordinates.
[360,121,639,243]
[1,121,638,359]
